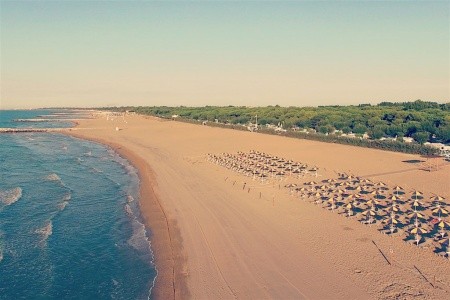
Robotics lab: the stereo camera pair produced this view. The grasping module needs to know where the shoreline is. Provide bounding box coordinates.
[64,131,184,300]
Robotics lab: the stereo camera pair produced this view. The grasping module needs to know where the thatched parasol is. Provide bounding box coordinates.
[433,206,449,220]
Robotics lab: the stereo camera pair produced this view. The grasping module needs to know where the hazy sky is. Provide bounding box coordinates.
[1,1,449,109]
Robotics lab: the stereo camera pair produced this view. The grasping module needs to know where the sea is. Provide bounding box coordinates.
[0,110,157,299]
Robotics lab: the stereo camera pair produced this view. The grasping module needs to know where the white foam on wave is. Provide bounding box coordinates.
[45,173,66,187]
[127,220,152,255]
[45,173,61,181]
[0,231,4,263]
[35,221,53,243]
[57,193,71,210]
[127,195,134,203]
[58,201,69,211]
[0,187,22,206]
[126,215,157,300]
[124,204,133,217]
[62,193,71,201]
[91,167,102,173]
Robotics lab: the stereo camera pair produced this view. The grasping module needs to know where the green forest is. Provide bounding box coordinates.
[103,100,450,155]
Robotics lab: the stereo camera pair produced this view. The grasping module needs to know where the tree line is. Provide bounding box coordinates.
[102,100,449,155]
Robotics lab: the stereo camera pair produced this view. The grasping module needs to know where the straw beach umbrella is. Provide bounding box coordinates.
[411,226,428,245]
[437,220,450,230]
[285,166,294,176]
[361,178,373,185]
[285,183,297,194]
[365,198,381,209]
[384,216,400,234]
[335,188,346,195]
[391,194,400,201]
[292,168,302,177]
[371,190,385,201]
[345,202,356,217]
[437,220,450,238]
[433,206,449,220]
[311,191,322,198]
[258,172,268,183]
[375,182,388,191]
[353,185,363,192]
[362,209,377,224]
[411,226,428,235]
[411,191,423,201]
[409,211,426,227]
[326,197,337,210]
[385,216,400,226]
[393,185,404,197]
[430,195,445,203]
[319,184,329,191]
[411,199,424,212]
[386,204,401,214]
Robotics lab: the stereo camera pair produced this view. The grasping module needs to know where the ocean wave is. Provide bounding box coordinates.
[62,193,71,202]
[35,221,53,243]
[57,193,71,211]
[124,204,133,217]
[0,187,23,206]
[91,167,102,173]
[45,173,61,181]
[127,219,152,258]
[58,201,69,211]
[45,173,67,187]
[0,231,4,263]
[127,195,134,203]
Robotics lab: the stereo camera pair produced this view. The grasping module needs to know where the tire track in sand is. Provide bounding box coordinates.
[192,214,237,299]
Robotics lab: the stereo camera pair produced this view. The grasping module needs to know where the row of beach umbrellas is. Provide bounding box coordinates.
[207,150,319,182]
[207,150,449,259]
[289,175,449,258]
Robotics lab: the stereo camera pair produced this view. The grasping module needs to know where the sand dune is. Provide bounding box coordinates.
[67,114,450,300]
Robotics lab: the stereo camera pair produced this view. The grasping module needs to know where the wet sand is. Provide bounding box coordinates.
[66,113,449,300]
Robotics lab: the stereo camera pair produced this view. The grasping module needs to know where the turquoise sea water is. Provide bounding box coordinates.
[0,110,156,299]
[0,110,75,129]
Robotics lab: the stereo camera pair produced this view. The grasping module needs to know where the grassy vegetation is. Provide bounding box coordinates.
[102,100,449,155]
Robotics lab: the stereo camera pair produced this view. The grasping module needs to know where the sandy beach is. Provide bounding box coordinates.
[66,113,450,300]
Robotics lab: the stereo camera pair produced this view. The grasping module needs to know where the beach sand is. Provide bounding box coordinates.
[66,113,450,300]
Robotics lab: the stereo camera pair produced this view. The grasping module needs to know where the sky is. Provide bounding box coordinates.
[0,1,449,109]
